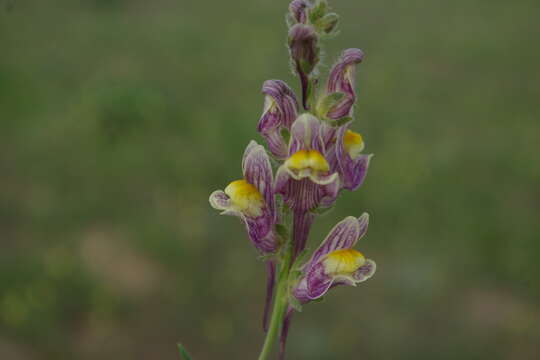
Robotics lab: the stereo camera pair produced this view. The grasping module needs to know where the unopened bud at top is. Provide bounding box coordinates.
[288,24,320,76]
[289,0,310,24]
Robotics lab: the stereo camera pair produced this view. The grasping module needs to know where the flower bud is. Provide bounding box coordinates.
[308,0,327,23]
[318,13,339,34]
[288,24,320,109]
[288,24,320,76]
[289,0,310,24]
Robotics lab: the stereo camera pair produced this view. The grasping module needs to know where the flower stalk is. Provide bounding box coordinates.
[258,237,294,360]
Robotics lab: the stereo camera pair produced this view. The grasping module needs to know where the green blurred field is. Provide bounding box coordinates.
[1,0,539,359]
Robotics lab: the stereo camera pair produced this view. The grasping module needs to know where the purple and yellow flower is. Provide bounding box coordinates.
[293,213,376,301]
[335,123,372,191]
[257,80,299,159]
[209,140,278,253]
[326,48,364,119]
[275,114,340,212]
[275,113,340,255]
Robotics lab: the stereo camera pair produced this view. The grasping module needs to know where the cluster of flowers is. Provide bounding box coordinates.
[209,1,376,358]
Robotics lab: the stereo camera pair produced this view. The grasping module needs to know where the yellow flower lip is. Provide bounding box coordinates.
[343,129,364,159]
[285,149,330,173]
[224,179,264,217]
[323,248,366,275]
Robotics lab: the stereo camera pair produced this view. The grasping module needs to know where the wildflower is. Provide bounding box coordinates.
[275,114,340,255]
[257,80,299,160]
[326,48,364,119]
[294,213,376,301]
[335,122,372,191]
[209,141,278,253]
[275,114,339,211]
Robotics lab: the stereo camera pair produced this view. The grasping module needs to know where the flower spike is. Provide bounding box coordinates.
[208,2,377,358]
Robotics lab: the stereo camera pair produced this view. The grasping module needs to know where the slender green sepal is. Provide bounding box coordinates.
[316,92,345,119]
[178,343,193,360]
[309,0,328,23]
[317,13,339,34]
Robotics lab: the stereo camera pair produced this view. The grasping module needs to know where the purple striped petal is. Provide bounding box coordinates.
[327,48,364,119]
[327,96,355,119]
[242,141,275,220]
[307,213,369,270]
[306,261,334,299]
[292,211,315,257]
[319,176,340,208]
[274,166,292,199]
[289,0,309,23]
[328,48,364,93]
[258,80,299,159]
[261,129,288,160]
[289,114,324,155]
[320,122,337,150]
[245,216,277,253]
[342,153,371,191]
[353,259,376,282]
[259,80,299,131]
[336,125,372,191]
[241,140,259,171]
[276,177,318,212]
[276,172,340,214]
[292,277,311,304]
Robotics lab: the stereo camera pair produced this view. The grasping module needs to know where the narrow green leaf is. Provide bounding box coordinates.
[178,343,193,360]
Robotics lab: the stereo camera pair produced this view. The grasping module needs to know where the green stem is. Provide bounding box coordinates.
[258,243,293,360]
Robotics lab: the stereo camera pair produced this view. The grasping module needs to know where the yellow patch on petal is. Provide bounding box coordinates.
[285,149,330,173]
[343,129,364,159]
[323,249,365,275]
[224,179,264,217]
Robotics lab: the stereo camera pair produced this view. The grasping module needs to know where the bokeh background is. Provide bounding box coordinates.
[1,0,539,359]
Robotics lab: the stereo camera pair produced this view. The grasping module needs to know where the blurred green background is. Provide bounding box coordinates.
[1,0,539,359]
